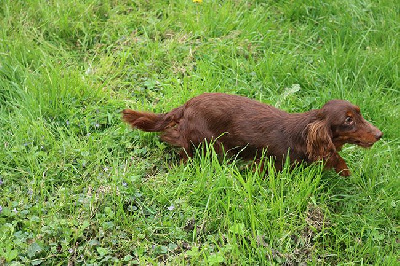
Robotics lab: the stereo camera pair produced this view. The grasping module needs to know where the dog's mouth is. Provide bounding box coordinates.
[354,140,375,148]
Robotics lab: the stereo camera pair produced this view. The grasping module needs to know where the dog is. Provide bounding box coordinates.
[122,93,382,176]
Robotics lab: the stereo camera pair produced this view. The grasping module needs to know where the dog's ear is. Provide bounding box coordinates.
[306,119,336,162]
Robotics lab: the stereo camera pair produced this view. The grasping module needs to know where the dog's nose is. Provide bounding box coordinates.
[375,130,383,140]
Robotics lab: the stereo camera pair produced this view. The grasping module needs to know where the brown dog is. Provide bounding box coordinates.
[122,93,382,176]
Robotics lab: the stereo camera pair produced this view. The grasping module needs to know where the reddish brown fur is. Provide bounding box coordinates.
[122,93,382,176]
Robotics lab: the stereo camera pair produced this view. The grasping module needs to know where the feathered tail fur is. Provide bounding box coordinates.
[122,106,184,132]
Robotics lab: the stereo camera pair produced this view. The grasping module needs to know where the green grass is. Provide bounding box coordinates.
[0,0,399,264]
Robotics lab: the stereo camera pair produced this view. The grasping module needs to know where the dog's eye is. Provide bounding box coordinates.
[344,116,353,125]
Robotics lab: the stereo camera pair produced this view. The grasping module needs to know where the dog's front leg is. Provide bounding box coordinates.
[325,153,350,177]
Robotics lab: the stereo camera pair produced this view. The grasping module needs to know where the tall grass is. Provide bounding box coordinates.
[0,0,399,264]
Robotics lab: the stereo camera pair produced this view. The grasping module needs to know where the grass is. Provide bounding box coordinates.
[0,0,399,264]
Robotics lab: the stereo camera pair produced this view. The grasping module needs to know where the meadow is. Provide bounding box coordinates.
[0,0,399,264]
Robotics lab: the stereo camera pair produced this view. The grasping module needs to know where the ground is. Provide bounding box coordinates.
[0,0,399,264]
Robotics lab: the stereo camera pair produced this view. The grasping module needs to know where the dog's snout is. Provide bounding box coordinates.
[375,130,383,140]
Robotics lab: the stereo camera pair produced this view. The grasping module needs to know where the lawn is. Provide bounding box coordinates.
[0,0,399,264]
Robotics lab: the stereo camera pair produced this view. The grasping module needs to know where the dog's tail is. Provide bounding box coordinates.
[122,106,184,132]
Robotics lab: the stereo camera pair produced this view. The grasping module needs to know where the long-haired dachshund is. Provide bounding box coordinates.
[122,93,382,176]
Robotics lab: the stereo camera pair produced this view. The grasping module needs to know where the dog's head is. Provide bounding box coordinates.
[306,100,382,161]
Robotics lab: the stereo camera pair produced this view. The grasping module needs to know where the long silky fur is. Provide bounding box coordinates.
[306,120,336,161]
